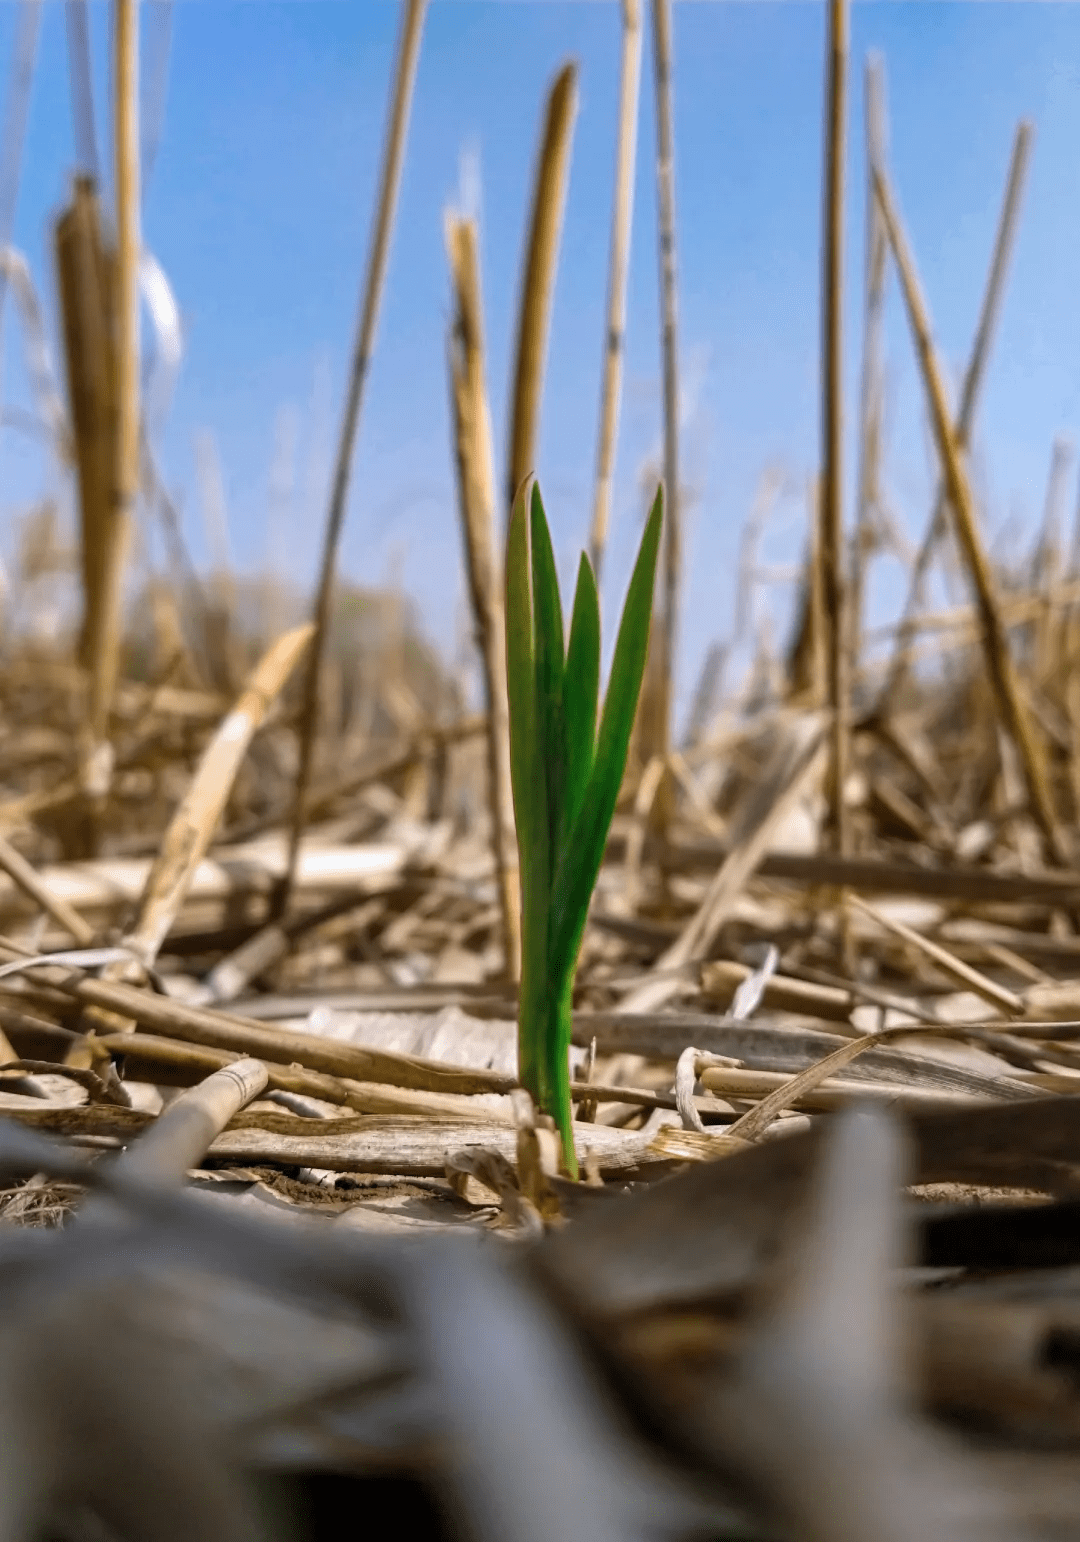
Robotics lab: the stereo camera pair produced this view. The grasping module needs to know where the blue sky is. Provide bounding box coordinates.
[2,1,1080,726]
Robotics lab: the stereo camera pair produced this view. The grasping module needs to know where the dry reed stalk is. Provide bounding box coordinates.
[874,121,1034,718]
[193,428,239,693]
[0,0,44,351]
[12,964,518,1097]
[851,52,888,660]
[786,476,826,703]
[849,893,1024,1016]
[874,161,1068,867]
[91,1031,512,1121]
[588,0,643,585]
[1033,435,1074,686]
[0,834,94,947]
[820,0,849,867]
[222,711,486,846]
[445,214,521,981]
[683,641,727,749]
[122,623,314,973]
[620,713,828,1014]
[79,0,139,807]
[281,0,428,920]
[76,625,313,1038]
[54,178,115,679]
[506,61,578,512]
[651,0,680,815]
[107,1058,269,1184]
[65,0,100,179]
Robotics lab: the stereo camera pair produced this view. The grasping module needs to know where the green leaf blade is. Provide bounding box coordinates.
[505,479,550,1101]
[550,485,663,980]
[560,554,600,846]
[505,480,539,862]
[529,483,567,856]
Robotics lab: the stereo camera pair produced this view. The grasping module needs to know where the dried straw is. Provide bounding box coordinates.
[588,0,643,586]
[506,61,578,512]
[820,0,849,863]
[446,213,521,979]
[874,159,1068,867]
[282,0,428,919]
[651,0,680,803]
[851,51,888,660]
[79,0,139,811]
[873,121,1034,719]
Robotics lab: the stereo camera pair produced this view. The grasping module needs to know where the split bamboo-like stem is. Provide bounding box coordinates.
[820,0,849,860]
[851,51,888,664]
[651,0,680,792]
[873,160,1068,867]
[81,0,139,803]
[506,61,578,513]
[445,213,521,981]
[281,0,428,920]
[54,176,115,676]
[874,121,1034,718]
[786,476,826,705]
[588,0,643,586]
[114,1058,269,1185]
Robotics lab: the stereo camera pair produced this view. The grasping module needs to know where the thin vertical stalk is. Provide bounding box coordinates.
[82,0,138,804]
[281,0,427,918]
[446,215,521,981]
[850,52,888,671]
[787,475,826,705]
[589,0,643,587]
[874,161,1068,867]
[651,0,680,776]
[820,0,849,859]
[0,1,43,342]
[873,121,1033,719]
[66,0,100,179]
[506,62,578,513]
[1033,434,1073,692]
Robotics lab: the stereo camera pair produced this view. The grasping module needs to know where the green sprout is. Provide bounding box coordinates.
[506,477,663,1178]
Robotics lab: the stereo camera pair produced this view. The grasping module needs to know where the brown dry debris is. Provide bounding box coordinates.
[4,2,1080,1539]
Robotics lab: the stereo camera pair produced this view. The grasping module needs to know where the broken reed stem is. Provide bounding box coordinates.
[124,623,314,972]
[1033,435,1073,684]
[54,177,115,679]
[81,0,139,803]
[112,1058,269,1184]
[445,214,522,981]
[786,475,827,704]
[589,0,643,586]
[66,0,100,180]
[820,0,849,863]
[851,51,888,664]
[82,624,314,1037]
[874,120,1034,718]
[281,0,427,921]
[0,832,94,946]
[874,160,1068,868]
[506,61,578,513]
[651,0,680,795]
